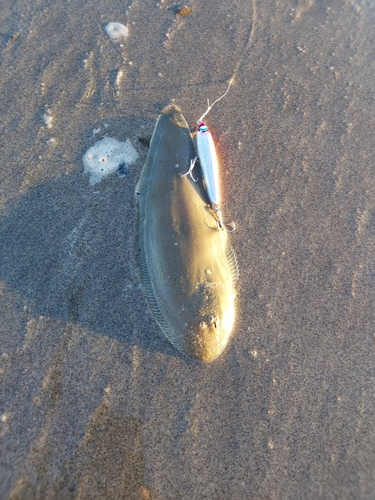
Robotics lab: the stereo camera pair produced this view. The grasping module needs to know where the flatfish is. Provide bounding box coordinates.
[137,105,238,362]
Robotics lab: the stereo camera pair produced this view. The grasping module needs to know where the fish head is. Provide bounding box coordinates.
[184,283,235,363]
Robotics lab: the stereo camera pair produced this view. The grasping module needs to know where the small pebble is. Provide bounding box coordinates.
[177,6,192,16]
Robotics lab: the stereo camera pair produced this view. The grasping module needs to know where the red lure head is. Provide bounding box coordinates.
[197,122,209,132]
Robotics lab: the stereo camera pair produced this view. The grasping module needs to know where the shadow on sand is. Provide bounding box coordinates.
[0,162,184,360]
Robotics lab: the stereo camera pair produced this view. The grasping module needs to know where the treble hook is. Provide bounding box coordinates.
[180,156,199,182]
[226,221,236,232]
[212,206,235,233]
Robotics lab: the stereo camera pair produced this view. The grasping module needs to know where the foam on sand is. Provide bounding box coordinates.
[83,137,138,185]
[105,22,129,42]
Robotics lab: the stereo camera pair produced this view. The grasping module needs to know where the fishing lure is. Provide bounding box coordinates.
[182,79,234,230]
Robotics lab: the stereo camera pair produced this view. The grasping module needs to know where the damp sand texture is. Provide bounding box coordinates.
[0,0,375,499]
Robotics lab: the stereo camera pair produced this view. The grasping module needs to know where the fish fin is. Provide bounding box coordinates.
[136,115,165,203]
[137,236,177,343]
[224,233,239,287]
[137,105,194,353]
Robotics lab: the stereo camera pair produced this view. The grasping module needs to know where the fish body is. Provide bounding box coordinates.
[137,105,238,363]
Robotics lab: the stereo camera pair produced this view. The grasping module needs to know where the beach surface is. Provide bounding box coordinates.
[1,0,375,498]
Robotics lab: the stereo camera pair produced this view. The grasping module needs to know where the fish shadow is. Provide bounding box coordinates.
[0,161,184,359]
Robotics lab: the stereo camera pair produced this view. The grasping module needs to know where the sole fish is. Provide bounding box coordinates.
[137,105,238,363]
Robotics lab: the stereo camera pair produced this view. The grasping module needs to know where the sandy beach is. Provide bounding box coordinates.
[1,0,375,498]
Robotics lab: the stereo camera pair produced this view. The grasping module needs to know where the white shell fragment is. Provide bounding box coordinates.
[43,112,53,129]
[83,137,138,185]
[105,22,129,42]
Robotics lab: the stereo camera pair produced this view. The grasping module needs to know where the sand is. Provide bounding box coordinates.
[1,0,375,498]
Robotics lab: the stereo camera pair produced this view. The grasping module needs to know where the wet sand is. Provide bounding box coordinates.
[1,0,375,498]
